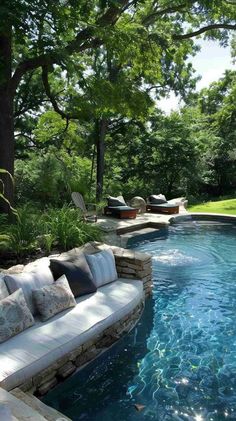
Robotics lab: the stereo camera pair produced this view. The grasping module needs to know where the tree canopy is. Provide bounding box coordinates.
[0,0,236,210]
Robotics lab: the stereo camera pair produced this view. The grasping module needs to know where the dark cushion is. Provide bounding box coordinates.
[149,194,167,204]
[49,254,97,298]
[107,195,127,207]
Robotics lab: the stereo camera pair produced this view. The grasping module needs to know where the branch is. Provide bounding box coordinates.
[42,66,79,120]
[142,2,192,25]
[173,23,236,40]
[10,0,130,93]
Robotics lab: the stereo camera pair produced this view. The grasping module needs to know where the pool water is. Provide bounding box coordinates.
[43,220,236,421]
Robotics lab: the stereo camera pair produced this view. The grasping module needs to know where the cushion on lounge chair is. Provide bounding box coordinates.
[149,194,167,204]
[148,203,178,208]
[107,206,135,211]
[107,195,127,207]
[0,279,143,391]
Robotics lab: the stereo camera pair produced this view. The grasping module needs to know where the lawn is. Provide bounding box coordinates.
[189,198,236,215]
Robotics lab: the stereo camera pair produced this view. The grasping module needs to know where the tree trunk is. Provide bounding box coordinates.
[96,118,108,202]
[0,26,14,214]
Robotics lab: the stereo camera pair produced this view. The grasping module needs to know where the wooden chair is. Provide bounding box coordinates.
[71,192,97,222]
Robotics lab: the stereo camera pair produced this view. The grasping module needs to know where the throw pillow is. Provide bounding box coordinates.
[107,195,127,207]
[85,249,118,288]
[149,194,167,204]
[4,266,54,315]
[32,275,76,321]
[0,275,9,300]
[0,288,34,344]
[49,254,97,298]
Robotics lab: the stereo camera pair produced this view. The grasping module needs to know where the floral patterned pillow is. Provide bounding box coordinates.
[0,275,9,301]
[0,288,34,343]
[32,275,76,321]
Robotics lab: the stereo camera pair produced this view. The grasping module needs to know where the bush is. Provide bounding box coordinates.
[0,205,42,257]
[0,204,102,259]
[41,205,102,251]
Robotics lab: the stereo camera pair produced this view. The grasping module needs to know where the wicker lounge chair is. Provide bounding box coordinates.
[71,192,97,222]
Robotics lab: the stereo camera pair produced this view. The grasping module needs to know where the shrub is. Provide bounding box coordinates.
[0,204,102,259]
[0,205,41,257]
[41,205,102,251]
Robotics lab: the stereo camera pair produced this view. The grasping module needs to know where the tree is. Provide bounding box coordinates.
[1,0,236,211]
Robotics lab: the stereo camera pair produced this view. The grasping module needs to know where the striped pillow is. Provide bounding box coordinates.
[85,249,118,288]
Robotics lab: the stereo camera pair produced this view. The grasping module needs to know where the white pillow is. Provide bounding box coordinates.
[0,274,9,300]
[85,249,118,288]
[4,266,54,315]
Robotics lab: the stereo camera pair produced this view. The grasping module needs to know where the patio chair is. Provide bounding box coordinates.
[104,195,138,219]
[71,192,97,222]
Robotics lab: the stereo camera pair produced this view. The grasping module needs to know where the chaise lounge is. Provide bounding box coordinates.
[146,194,180,214]
[104,195,138,219]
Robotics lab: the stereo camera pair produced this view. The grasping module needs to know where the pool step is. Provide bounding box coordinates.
[119,227,165,246]
[11,388,71,421]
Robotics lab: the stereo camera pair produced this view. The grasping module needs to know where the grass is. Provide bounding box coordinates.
[189,198,236,215]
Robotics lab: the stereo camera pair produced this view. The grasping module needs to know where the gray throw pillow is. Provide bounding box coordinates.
[0,288,34,344]
[32,275,76,321]
[107,195,127,207]
[85,249,118,288]
[50,253,97,298]
[0,274,9,300]
[4,266,54,315]
[149,194,167,204]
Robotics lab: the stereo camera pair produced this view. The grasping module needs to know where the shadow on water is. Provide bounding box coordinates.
[43,297,155,421]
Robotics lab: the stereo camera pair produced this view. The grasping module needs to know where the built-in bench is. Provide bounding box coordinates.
[0,242,152,396]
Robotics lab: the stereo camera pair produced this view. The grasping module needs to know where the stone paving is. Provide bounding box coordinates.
[97,205,189,246]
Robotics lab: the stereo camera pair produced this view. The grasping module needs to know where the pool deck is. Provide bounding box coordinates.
[97,206,189,246]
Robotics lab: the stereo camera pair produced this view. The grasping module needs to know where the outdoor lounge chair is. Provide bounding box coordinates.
[104,195,138,219]
[71,192,97,222]
[146,194,180,214]
[146,202,179,214]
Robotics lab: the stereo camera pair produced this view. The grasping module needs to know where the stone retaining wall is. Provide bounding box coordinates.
[16,300,144,396]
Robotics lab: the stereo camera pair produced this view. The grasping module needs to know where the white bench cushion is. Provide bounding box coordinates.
[0,279,143,391]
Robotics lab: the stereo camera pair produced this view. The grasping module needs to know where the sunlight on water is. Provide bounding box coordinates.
[43,220,236,421]
[152,249,200,266]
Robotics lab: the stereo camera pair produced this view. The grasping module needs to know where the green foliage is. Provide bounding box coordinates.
[41,205,102,251]
[0,205,102,258]
[14,148,92,206]
[0,205,41,257]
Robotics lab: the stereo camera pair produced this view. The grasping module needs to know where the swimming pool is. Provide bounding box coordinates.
[43,219,236,420]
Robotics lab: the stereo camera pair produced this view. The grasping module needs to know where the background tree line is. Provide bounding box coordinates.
[0,0,236,212]
[14,69,236,205]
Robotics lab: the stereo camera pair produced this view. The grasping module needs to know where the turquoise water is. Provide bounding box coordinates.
[43,220,236,420]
